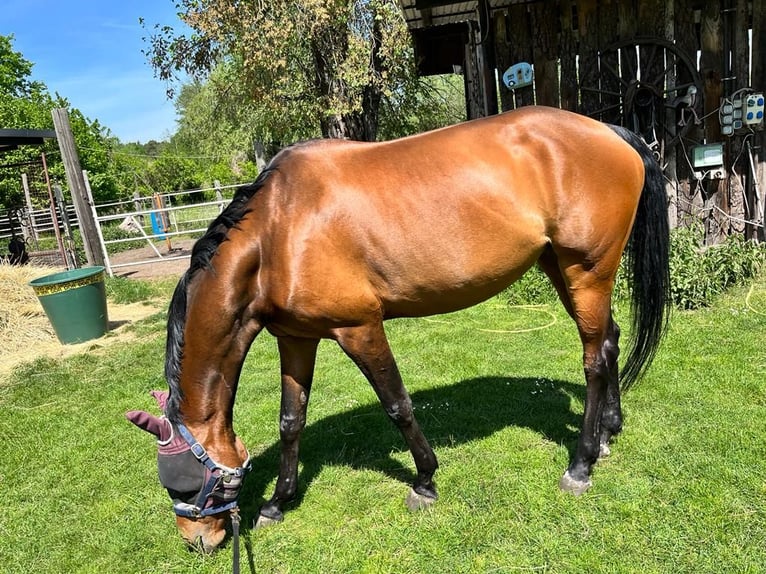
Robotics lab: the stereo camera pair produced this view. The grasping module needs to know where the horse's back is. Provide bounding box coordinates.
[239,107,645,331]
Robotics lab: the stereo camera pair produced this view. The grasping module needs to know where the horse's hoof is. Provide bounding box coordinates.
[254,512,283,529]
[599,442,612,459]
[559,471,592,496]
[405,488,437,511]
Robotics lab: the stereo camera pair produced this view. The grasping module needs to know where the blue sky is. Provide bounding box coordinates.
[3,0,189,143]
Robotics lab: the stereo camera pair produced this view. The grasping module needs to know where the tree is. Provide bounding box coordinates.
[0,35,121,207]
[0,35,44,97]
[143,0,416,142]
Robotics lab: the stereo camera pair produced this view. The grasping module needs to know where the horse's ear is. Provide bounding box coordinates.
[126,410,172,442]
[150,390,169,411]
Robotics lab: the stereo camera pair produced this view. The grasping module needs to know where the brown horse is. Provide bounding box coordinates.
[127,106,670,553]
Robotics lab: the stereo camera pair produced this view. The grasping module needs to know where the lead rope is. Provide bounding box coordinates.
[231,507,242,574]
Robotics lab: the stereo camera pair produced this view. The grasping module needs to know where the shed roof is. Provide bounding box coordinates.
[0,129,57,154]
[399,0,527,29]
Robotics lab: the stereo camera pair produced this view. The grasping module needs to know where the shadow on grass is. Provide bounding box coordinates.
[239,375,585,525]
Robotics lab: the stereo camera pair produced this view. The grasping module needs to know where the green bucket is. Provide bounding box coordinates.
[30,266,109,344]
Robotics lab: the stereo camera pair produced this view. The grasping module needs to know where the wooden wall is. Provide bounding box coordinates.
[469,0,765,242]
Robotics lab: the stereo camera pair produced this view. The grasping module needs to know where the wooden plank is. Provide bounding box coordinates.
[531,2,560,107]
[494,10,516,111]
[728,0,750,235]
[559,0,578,111]
[674,0,703,227]
[752,0,766,241]
[663,0,678,229]
[576,0,600,116]
[507,4,534,107]
[597,0,621,123]
[618,0,637,40]
[636,0,666,146]
[476,0,498,117]
[699,0,728,243]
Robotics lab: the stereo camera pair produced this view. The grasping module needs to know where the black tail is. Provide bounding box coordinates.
[609,126,671,390]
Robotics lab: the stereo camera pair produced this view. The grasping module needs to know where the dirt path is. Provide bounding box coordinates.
[108,239,195,279]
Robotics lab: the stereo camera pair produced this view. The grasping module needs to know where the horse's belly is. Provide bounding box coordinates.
[373,220,548,318]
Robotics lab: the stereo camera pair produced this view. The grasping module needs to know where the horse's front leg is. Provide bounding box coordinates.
[335,322,439,510]
[256,336,319,527]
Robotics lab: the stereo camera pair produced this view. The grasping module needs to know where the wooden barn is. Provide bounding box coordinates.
[398,0,765,243]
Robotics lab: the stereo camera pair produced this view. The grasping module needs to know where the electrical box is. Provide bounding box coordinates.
[744,93,764,125]
[691,143,726,179]
[502,62,533,90]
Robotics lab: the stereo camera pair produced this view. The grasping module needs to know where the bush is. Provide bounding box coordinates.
[668,224,765,309]
[501,265,559,306]
[501,224,765,310]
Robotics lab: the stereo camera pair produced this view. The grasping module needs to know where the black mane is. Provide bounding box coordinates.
[164,166,279,423]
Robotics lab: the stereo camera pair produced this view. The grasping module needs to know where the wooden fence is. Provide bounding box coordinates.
[471,0,765,243]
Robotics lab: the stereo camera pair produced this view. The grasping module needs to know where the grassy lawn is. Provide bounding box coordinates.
[1,274,764,573]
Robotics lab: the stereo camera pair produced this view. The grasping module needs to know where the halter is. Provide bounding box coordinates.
[126,394,250,574]
[158,421,251,574]
[158,421,252,518]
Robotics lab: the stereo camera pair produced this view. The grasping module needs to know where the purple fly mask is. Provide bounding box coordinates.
[126,391,251,518]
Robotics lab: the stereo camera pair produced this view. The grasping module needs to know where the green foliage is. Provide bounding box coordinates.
[501,265,559,306]
[0,35,121,208]
[0,34,44,97]
[504,224,764,311]
[143,0,462,145]
[142,154,198,195]
[379,73,467,139]
[668,224,765,310]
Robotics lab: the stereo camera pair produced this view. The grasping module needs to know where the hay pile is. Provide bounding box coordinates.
[0,263,60,360]
[0,263,164,379]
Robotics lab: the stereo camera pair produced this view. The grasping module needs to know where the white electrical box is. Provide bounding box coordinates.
[744,94,764,125]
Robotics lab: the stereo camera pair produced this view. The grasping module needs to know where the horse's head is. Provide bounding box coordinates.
[126,391,250,553]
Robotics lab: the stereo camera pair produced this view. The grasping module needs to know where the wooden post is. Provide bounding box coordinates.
[700,1,728,244]
[494,10,515,112]
[21,172,38,242]
[728,0,750,236]
[675,0,703,228]
[51,108,104,267]
[577,0,600,116]
[464,22,484,119]
[559,0,578,112]
[531,3,559,108]
[752,0,766,241]
[507,4,534,107]
[476,0,498,117]
[663,0,678,229]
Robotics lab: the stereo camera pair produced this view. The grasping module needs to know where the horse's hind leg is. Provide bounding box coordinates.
[541,248,623,494]
[335,322,439,509]
[539,249,623,461]
[256,336,319,527]
[598,318,622,457]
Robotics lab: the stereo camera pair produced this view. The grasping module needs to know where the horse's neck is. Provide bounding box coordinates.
[175,272,262,443]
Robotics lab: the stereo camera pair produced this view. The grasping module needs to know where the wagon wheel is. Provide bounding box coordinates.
[579,37,704,155]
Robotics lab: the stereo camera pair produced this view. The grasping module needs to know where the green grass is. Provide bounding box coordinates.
[1,275,764,573]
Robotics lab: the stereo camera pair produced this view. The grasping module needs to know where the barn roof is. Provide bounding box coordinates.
[399,0,526,29]
[0,129,57,154]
